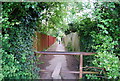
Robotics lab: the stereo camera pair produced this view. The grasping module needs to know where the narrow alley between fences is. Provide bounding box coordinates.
[37,42,79,79]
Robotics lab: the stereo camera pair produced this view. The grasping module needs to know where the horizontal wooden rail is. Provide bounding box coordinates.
[35,51,96,55]
[83,66,104,70]
[40,69,100,74]
[35,51,103,79]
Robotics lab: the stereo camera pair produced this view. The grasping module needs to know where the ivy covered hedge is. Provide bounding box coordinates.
[92,2,120,79]
[67,2,120,79]
[1,2,67,80]
[1,2,41,79]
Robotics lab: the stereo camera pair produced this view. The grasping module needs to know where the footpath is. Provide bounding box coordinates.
[38,42,79,79]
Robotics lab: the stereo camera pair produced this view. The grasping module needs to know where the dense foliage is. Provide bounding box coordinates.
[2,2,41,79]
[66,2,120,79]
[92,2,120,79]
[1,2,67,80]
[37,2,68,36]
[1,2,120,80]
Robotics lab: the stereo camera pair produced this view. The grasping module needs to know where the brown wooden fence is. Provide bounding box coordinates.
[33,32,56,51]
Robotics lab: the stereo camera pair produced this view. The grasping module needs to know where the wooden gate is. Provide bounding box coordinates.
[35,51,104,79]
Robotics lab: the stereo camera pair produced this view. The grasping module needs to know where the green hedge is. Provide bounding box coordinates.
[1,2,68,79]
[1,2,40,79]
[67,2,120,79]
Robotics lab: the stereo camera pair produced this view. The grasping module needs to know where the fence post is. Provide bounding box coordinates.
[79,54,83,79]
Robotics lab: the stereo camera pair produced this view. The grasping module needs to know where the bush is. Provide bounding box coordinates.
[1,3,40,79]
[67,2,120,79]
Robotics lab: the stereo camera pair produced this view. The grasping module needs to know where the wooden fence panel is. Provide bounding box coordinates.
[33,32,56,51]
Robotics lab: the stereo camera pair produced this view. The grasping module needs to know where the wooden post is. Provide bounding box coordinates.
[79,54,83,79]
